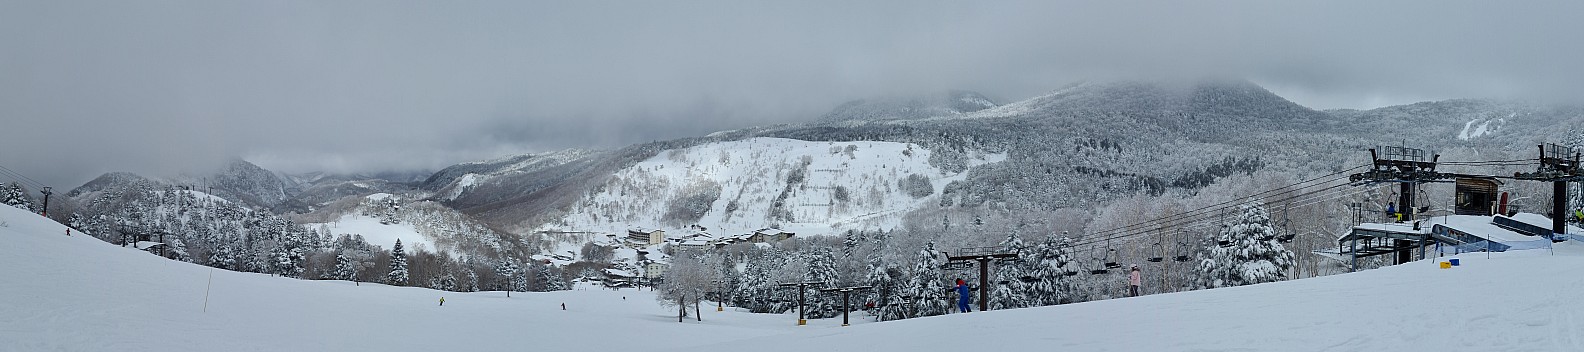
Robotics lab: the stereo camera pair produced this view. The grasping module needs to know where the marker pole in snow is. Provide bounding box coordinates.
[777,281,823,325]
[204,268,213,313]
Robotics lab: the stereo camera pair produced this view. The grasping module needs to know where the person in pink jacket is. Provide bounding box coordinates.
[1128,265,1142,297]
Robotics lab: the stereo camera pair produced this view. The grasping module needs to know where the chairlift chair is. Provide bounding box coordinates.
[1102,240,1121,269]
[1216,224,1232,247]
[1146,241,1164,263]
[1087,247,1110,275]
[1173,241,1193,262]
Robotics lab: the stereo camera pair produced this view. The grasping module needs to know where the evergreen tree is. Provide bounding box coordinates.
[733,252,772,313]
[168,236,191,262]
[387,239,409,285]
[210,243,237,271]
[991,231,1029,310]
[535,262,569,291]
[333,252,358,281]
[872,265,910,321]
[495,259,524,292]
[906,242,951,318]
[67,213,86,232]
[430,272,458,291]
[2,182,32,211]
[802,248,840,318]
[1027,235,1076,306]
[1197,202,1295,289]
[463,269,480,292]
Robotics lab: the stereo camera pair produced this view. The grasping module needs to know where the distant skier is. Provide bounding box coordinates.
[1128,265,1141,297]
[439,297,445,306]
[954,278,973,313]
[561,302,566,310]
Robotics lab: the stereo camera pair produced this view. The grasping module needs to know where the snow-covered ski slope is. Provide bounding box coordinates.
[540,137,1003,236]
[5,205,1584,351]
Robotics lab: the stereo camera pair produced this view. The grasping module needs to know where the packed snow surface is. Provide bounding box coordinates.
[3,205,1583,351]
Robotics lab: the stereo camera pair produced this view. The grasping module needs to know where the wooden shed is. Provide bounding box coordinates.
[1454,177,1502,216]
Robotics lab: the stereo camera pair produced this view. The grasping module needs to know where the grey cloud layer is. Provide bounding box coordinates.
[2,0,1579,187]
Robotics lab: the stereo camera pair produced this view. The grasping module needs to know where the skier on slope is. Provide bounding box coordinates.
[1128,265,1142,297]
[954,278,974,313]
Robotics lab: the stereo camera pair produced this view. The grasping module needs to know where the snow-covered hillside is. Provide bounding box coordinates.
[538,137,1004,236]
[6,203,1584,351]
[315,214,433,252]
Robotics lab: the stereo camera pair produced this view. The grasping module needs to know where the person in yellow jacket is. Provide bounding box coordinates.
[439,297,446,306]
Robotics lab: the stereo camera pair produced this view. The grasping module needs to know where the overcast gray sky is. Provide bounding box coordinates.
[2,0,1581,188]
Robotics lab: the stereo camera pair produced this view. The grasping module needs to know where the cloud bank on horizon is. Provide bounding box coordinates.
[2,0,1579,187]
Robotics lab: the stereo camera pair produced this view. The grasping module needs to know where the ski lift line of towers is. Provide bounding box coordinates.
[1065,144,1572,251]
[1066,164,1373,250]
[1341,143,1581,268]
[1031,143,1576,281]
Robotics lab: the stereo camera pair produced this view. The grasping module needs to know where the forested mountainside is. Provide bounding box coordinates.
[432,79,1584,235]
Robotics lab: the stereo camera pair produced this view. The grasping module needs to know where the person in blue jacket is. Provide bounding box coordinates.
[955,278,973,313]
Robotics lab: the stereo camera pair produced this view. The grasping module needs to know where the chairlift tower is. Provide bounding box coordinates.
[1348,146,1448,264]
[1512,143,1582,236]
[776,281,824,325]
[945,246,1018,312]
[817,285,873,326]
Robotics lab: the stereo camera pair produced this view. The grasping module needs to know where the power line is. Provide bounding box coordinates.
[0,164,48,190]
[1070,164,1368,245]
[1068,154,1547,249]
[1071,180,1360,248]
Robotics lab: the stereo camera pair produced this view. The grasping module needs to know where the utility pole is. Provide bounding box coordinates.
[946,246,1019,312]
[776,281,823,325]
[39,186,52,217]
[818,285,873,326]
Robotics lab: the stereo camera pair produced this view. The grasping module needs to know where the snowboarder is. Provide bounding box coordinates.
[954,278,973,313]
[1128,265,1142,297]
[561,303,566,310]
[439,297,445,306]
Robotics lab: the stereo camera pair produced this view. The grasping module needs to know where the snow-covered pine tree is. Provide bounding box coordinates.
[333,252,358,281]
[168,236,191,262]
[1196,202,1295,289]
[67,213,86,233]
[803,248,840,318]
[387,239,409,285]
[210,243,237,270]
[2,182,32,211]
[906,242,951,318]
[535,262,569,291]
[872,265,910,321]
[496,259,529,293]
[991,231,1030,310]
[463,269,480,292]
